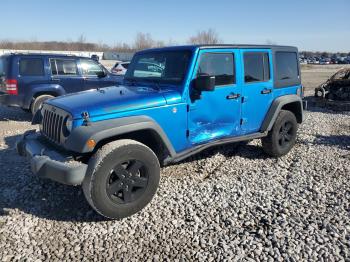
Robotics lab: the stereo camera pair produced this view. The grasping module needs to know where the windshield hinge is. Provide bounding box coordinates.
[186,130,190,137]
[186,104,190,112]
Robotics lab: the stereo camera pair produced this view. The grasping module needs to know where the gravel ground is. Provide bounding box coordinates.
[0,91,350,259]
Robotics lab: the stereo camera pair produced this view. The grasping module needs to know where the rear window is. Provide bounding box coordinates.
[244,52,270,83]
[19,58,44,76]
[275,52,299,82]
[0,57,7,76]
[50,59,78,76]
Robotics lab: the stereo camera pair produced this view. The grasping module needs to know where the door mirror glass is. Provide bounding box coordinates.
[194,75,215,92]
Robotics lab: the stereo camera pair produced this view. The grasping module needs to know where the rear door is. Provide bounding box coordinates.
[240,50,273,134]
[50,58,84,93]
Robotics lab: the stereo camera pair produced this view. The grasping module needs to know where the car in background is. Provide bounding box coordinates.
[111,61,130,75]
[91,54,99,62]
[0,53,122,114]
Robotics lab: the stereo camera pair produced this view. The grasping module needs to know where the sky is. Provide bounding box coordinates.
[0,0,349,52]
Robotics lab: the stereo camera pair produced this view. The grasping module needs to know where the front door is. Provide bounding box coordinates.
[188,50,242,145]
[240,50,274,134]
[80,59,109,90]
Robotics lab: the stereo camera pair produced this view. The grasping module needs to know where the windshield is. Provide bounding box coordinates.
[125,50,192,84]
[0,57,7,77]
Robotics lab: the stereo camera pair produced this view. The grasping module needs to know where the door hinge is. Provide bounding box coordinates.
[240,119,243,125]
[186,104,190,112]
[186,130,190,137]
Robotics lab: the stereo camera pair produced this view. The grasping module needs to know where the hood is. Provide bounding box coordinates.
[47,85,182,119]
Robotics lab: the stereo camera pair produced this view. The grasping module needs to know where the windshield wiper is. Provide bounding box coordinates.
[124,78,137,86]
[139,78,161,91]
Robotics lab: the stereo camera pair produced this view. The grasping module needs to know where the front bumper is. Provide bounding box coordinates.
[16,130,88,185]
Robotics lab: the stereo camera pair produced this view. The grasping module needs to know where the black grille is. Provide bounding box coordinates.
[42,109,64,144]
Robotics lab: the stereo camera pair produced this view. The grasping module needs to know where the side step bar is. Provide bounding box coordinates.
[164,131,268,165]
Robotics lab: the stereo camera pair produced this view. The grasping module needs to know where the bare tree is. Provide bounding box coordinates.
[188,29,221,45]
[133,33,155,50]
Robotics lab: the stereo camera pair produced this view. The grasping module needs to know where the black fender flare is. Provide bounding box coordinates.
[260,95,304,132]
[64,116,176,156]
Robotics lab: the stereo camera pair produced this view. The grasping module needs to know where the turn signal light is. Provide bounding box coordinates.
[86,139,96,149]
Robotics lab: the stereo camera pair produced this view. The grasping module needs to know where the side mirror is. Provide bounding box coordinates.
[194,75,215,92]
[97,70,107,78]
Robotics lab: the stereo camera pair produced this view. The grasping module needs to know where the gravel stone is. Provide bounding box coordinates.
[0,97,349,261]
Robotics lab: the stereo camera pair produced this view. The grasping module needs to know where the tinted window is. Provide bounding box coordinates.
[244,52,270,83]
[19,58,44,76]
[0,57,7,76]
[122,63,129,69]
[51,59,78,76]
[197,53,235,86]
[276,52,299,81]
[80,59,104,76]
[125,51,191,84]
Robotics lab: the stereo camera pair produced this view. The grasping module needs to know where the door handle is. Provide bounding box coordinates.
[261,88,272,94]
[226,93,240,100]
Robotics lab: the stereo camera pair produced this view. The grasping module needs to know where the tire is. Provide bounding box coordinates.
[82,139,160,219]
[261,110,298,157]
[30,95,54,115]
[21,108,31,113]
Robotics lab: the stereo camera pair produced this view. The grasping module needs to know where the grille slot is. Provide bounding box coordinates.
[41,105,67,144]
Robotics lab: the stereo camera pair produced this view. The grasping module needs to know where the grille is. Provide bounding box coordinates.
[41,105,67,144]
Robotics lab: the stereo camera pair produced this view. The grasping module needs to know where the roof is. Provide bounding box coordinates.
[1,53,88,59]
[137,44,298,53]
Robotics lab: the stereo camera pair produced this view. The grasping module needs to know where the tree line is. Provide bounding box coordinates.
[0,30,348,56]
[0,30,221,53]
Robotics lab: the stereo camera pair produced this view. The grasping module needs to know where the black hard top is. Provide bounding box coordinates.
[138,44,298,53]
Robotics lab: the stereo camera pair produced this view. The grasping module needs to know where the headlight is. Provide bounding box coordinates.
[63,115,73,136]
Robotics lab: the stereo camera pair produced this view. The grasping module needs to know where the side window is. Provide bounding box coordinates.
[197,53,235,86]
[80,59,104,76]
[276,52,299,81]
[19,58,44,76]
[244,52,270,83]
[50,59,78,76]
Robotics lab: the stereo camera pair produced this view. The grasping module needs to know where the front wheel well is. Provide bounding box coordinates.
[33,91,58,99]
[281,101,303,123]
[93,129,170,163]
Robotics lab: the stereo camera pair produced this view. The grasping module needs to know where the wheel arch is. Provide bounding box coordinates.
[23,84,66,109]
[64,116,177,161]
[261,94,303,132]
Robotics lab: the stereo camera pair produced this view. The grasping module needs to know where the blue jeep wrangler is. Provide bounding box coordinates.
[17,45,306,219]
[0,53,121,114]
